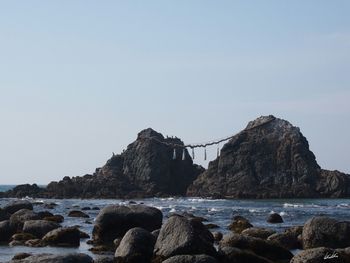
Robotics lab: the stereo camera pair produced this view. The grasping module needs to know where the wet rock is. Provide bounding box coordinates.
[11,233,37,242]
[9,209,40,231]
[79,230,90,239]
[162,255,218,263]
[89,245,114,254]
[3,200,33,214]
[38,211,54,219]
[115,227,156,263]
[68,210,90,218]
[219,233,293,262]
[291,247,350,263]
[93,204,162,245]
[42,227,81,247]
[43,215,64,223]
[228,216,253,233]
[12,253,31,260]
[302,216,350,249]
[267,232,302,250]
[23,220,60,238]
[267,213,283,223]
[82,207,91,211]
[8,253,93,263]
[9,240,24,246]
[0,220,14,242]
[218,246,273,263]
[153,215,217,262]
[187,115,328,198]
[24,238,43,247]
[241,227,276,239]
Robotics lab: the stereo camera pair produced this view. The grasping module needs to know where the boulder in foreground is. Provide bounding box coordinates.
[302,216,350,249]
[93,205,162,245]
[153,215,217,262]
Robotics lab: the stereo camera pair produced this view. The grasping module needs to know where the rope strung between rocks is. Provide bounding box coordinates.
[146,116,276,160]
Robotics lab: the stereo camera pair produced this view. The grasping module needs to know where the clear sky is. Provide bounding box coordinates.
[0,1,349,184]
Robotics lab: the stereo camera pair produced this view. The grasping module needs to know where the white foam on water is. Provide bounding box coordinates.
[280,211,287,216]
[283,203,304,208]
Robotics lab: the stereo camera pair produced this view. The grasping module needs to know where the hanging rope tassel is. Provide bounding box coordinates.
[192,147,195,160]
[204,147,207,161]
[173,148,176,160]
[217,143,220,158]
[182,148,186,160]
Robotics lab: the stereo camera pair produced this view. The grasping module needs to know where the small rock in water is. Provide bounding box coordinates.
[267,213,283,223]
[228,216,253,233]
[68,210,90,218]
[11,253,32,260]
[43,214,64,223]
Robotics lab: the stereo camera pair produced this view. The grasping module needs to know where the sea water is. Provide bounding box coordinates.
[1,195,350,262]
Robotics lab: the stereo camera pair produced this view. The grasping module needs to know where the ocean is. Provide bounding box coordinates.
[1,194,350,261]
[0,185,16,193]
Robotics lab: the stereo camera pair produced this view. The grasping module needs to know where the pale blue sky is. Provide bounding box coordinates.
[0,1,349,184]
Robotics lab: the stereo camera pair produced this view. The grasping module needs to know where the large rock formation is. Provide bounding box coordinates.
[6,128,203,199]
[187,115,350,198]
[3,115,349,199]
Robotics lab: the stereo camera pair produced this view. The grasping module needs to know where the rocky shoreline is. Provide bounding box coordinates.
[1,199,350,263]
[2,115,350,200]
